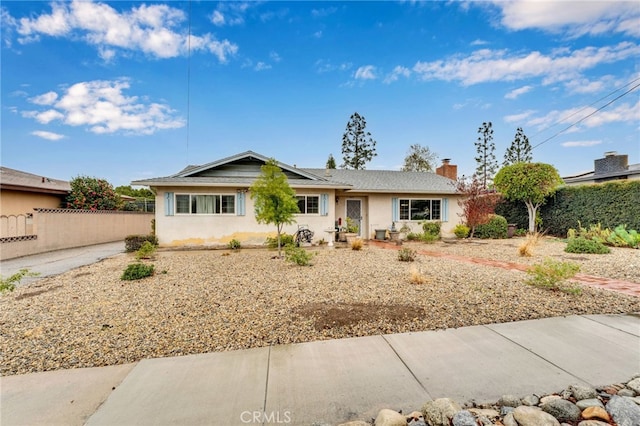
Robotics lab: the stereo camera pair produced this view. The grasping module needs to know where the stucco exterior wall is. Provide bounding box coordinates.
[156,188,337,247]
[0,190,65,216]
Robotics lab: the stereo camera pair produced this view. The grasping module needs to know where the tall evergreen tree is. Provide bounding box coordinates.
[402,144,438,172]
[474,121,498,189]
[341,112,377,169]
[326,154,336,169]
[503,127,533,166]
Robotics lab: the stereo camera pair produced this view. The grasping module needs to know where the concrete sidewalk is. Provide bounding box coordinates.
[0,242,125,285]
[2,313,639,426]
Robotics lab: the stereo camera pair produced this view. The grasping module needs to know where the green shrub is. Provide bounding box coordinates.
[422,221,441,237]
[125,234,158,252]
[284,244,315,266]
[526,258,581,294]
[265,233,295,249]
[474,214,508,239]
[136,241,157,260]
[607,225,640,248]
[121,263,155,280]
[228,239,241,250]
[453,224,470,239]
[565,237,611,254]
[420,233,439,243]
[514,228,528,237]
[1,269,40,293]
[406,232,421,241]
[398,247,417,262]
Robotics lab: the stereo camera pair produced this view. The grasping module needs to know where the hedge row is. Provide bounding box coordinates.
[495,180,640,237]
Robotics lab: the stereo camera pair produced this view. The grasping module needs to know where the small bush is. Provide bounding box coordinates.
[420,232,439,243]
[514,228,527,237]
[121,263,155,280]
[409,265,428,284]
[518,232,542,257]
[422,221,441,237]
[453,224,470,239]
[607,225,640,248]
[136,241,157,260]
[475,215,508,239]
[125,234,158,252]
[406,232,421,241]
[265,233,295,249]
[284,244,315,266]
[1,269,40,293]
[526,258,581,294]
[228,239,241,250]
[398,247,417,262]
[565,237,611,254]
[350,239,363,251]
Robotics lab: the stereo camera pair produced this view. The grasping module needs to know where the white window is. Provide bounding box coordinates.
[175,194,235,214]
[296,195,320,214]
[399,199,441,221]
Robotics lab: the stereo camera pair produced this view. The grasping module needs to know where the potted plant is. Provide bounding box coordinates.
[345,217,359,244]
[389,222,400,241]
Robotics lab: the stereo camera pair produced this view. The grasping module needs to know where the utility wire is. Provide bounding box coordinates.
[531,80,640,150]
[186,0,192,164]
[529,76,640,143]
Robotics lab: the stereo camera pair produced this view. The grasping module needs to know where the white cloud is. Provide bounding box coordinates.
[211,10,225,26]
[412,42,640,86]
[383,66,411,84]
[505,85,533,99]
[311,7,338,18]
[313,30,323,38]
[269,51,281,62]
[354,65,377,80]
[254,62,271,71]
[504,110,536,124]
[524,100,640,132]
[315,59,352,74]
[561,140,602,148]
[23,79,185,135]
[31,130,65,141]
[496,1,640,37]
[12,0,237,61]
[29,91,58,105]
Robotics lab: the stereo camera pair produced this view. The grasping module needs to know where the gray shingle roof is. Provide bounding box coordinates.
[0,166,70,194]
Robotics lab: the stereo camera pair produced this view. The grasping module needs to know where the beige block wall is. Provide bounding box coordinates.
[1,210,153,260]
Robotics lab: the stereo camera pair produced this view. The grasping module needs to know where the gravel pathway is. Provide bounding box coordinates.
[1,238,638,376]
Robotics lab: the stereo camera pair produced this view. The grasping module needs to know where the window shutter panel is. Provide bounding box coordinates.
[392,197,399,222]
[237,191,246,216]
[442,198,449,222]
[320,194,329,216]
[165,192,174,216]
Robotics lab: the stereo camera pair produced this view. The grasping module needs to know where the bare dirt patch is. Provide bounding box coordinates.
[296,302,424,330]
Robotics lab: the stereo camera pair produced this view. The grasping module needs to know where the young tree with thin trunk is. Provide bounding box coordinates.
[341,112,377,170]
[455,175,501,238]
[494,162,563,233]
[503,127,533,166]
[475,122,498,189]
[402,144,438,172]
[250,159,300,257]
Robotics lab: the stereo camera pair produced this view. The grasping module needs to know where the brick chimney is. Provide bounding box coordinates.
[436,158,457,180]
[594,151,628,176]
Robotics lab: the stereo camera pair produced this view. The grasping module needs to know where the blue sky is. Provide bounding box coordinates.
[1,1,639,187]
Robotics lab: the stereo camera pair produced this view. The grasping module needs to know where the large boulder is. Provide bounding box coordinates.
[422,398,461,426]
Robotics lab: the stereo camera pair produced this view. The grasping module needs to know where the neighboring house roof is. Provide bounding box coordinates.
[133,151,457,194]
[0,166,70,194]
[562,152,640,184]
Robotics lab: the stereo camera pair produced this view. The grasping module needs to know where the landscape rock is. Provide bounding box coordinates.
[498,394,521,408]
[467,408,500,419]
[617,388,635,397]
[606,395,640,426]
[570,384,598,400]
[576,398,604,410]
[374,409,405,426]
[541,398,581,421]
[540,395,562,404]
[338,422,371,426]
[577,421,609,426]
[626,377,640,394]
[513,406,560,426]
[581,406,610,422]
[452,410,476,426]
[422,398,461,426]
[502,412,518,426]
[522,394,540,406]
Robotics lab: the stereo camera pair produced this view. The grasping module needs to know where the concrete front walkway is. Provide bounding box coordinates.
[2,314,639,426]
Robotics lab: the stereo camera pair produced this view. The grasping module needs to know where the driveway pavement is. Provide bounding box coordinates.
[0,241,125,285]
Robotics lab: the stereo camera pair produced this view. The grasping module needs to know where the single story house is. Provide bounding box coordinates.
[132,151,463,247]
[563,151,640,185]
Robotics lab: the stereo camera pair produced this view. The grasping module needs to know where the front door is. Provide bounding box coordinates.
[346,199,362,236]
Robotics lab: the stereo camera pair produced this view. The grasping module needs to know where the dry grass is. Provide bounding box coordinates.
[350,239,364,250]
[408,265,428,284]
[518,232,542,257]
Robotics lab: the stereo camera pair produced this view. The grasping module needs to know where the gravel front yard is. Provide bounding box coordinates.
[1,238,638,376]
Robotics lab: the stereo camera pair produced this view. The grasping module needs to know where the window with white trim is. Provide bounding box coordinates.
[296,195,320,214]
[175,194,235,214]
[399,199,441,221]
